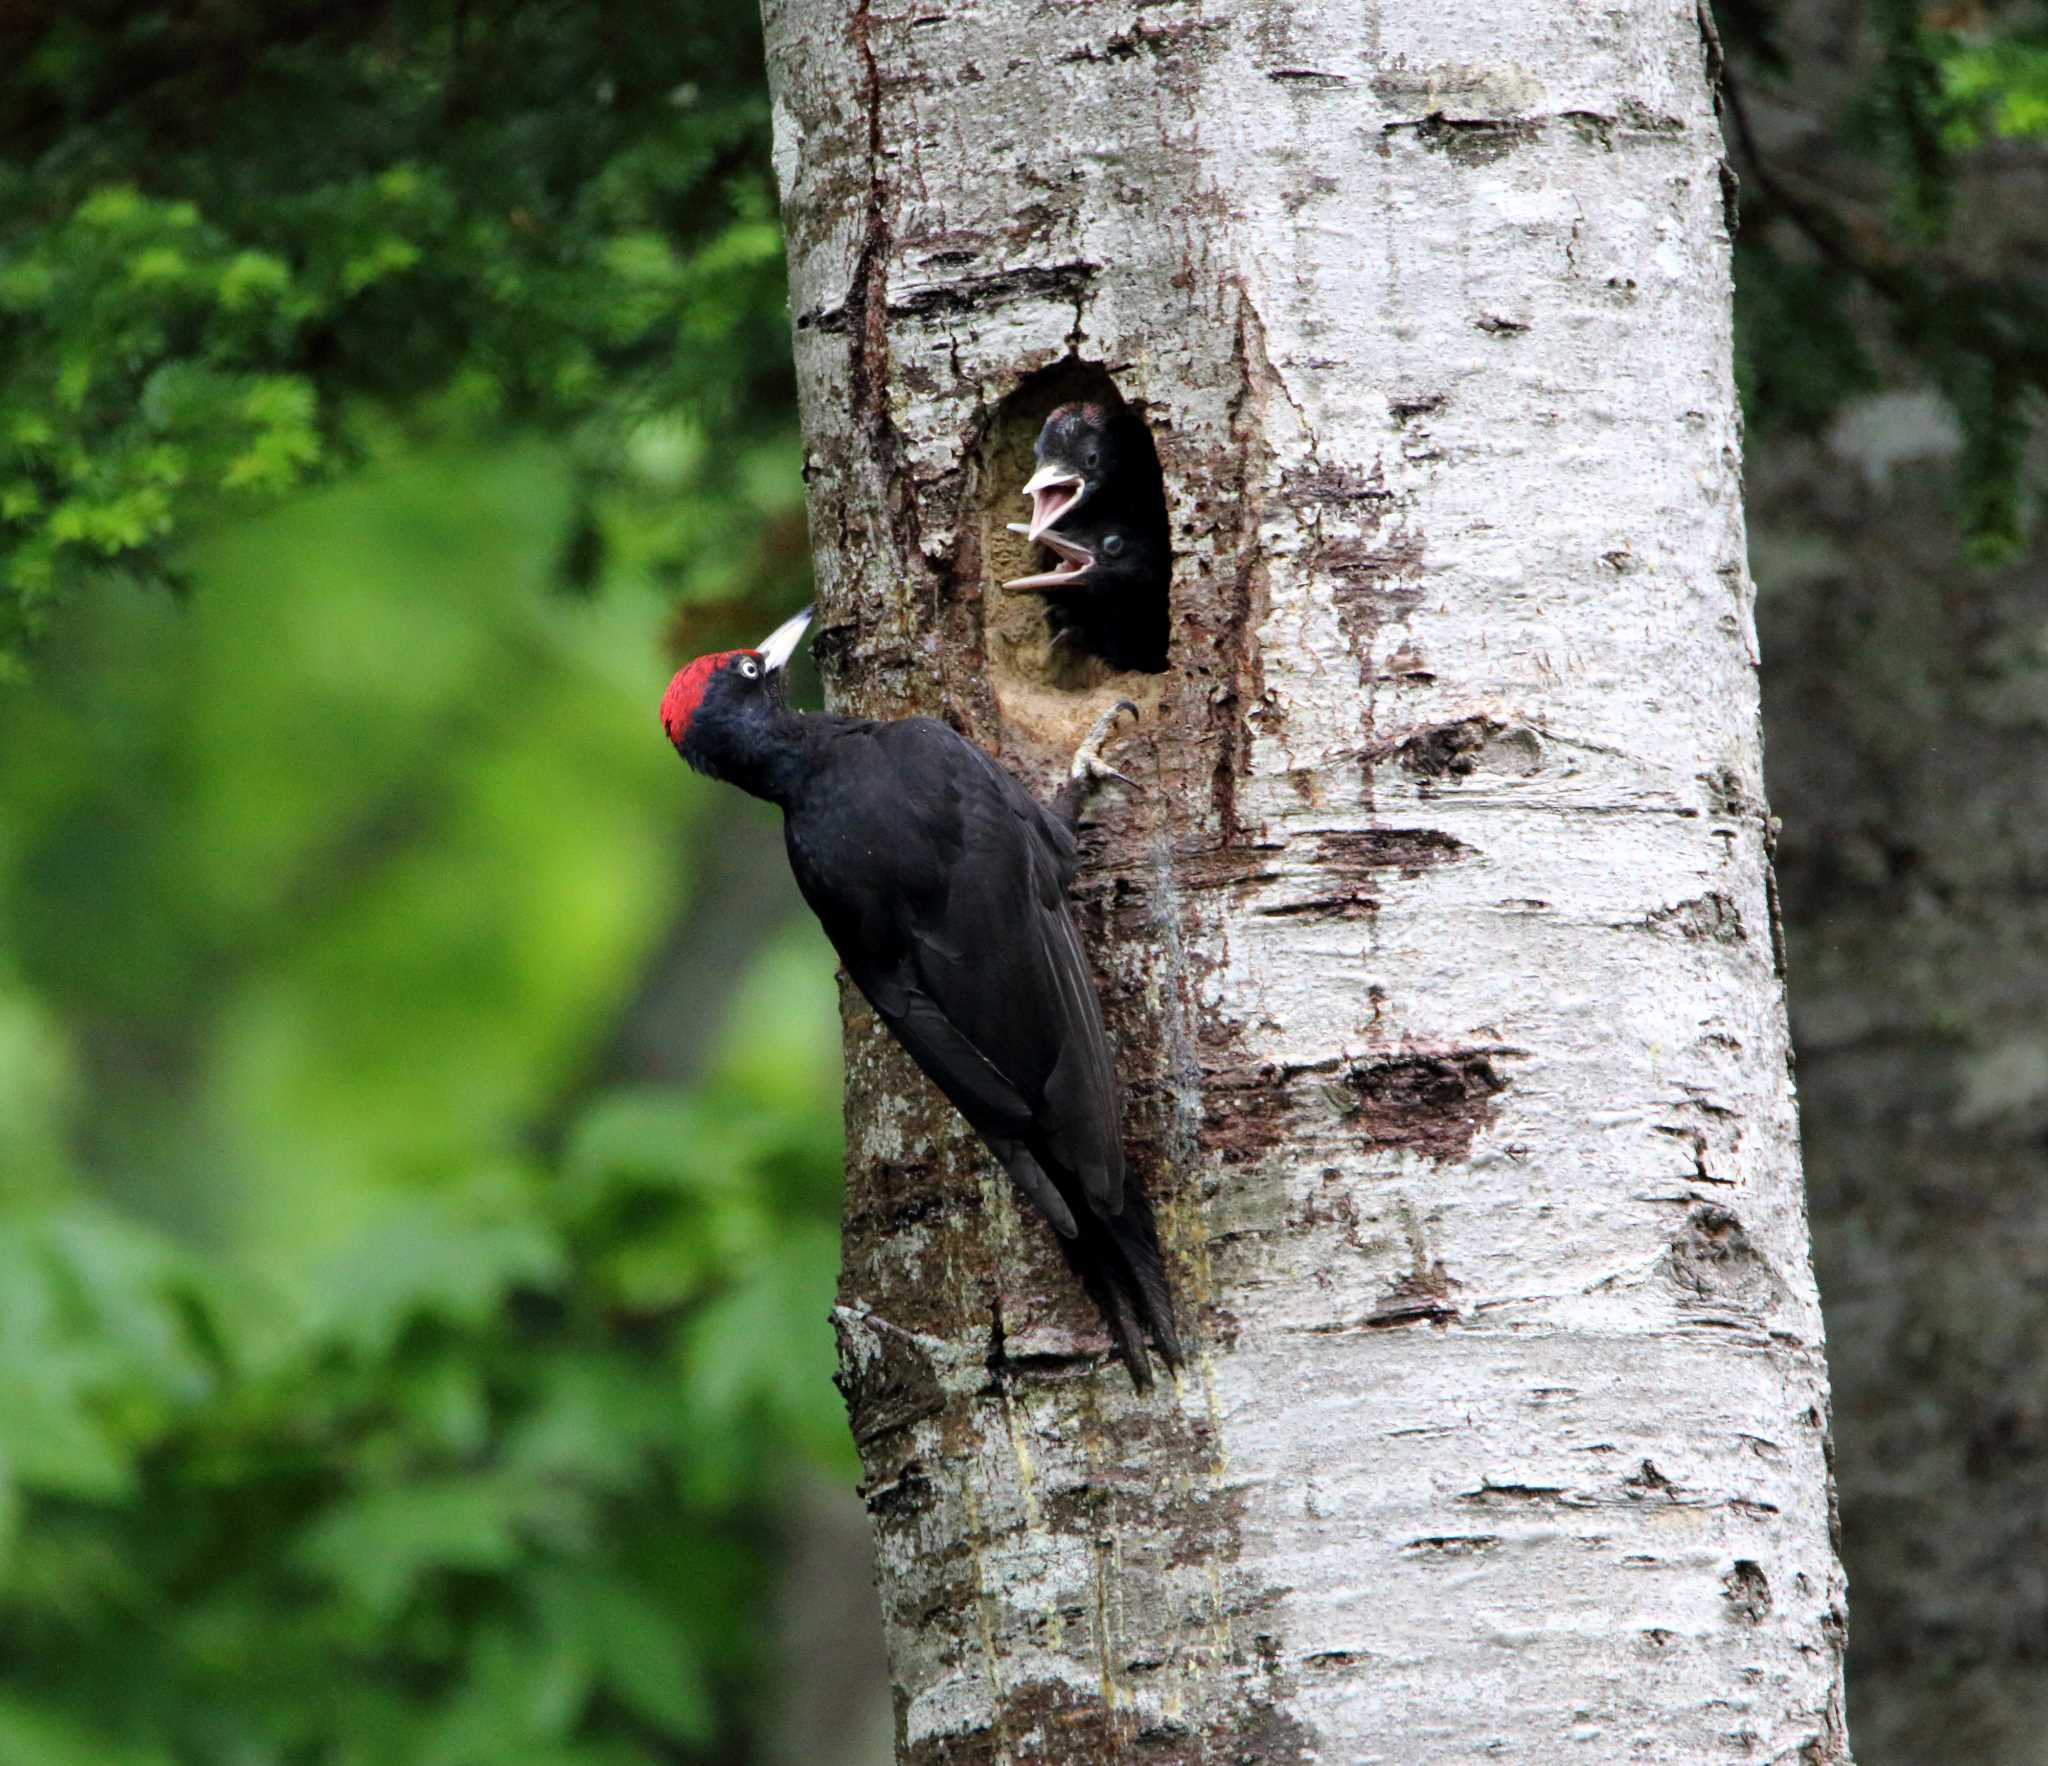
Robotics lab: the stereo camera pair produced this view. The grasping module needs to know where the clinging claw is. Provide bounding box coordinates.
[1070,698,1141,789]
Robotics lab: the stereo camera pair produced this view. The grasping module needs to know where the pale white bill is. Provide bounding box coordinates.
[756,605,815,673]
[1020,462,1084,540]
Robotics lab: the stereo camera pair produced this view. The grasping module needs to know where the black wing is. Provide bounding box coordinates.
[782,714,1178,1389]
[783,717,1123,1221]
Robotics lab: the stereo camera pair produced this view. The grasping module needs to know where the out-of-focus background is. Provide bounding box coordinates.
[0,3,2041,1762]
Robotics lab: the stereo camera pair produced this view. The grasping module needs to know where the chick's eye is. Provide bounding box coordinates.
[1102,532,1124,557]
[1085,448,1101,469]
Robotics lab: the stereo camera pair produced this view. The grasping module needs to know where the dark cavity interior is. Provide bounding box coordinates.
[977,360,1172,692]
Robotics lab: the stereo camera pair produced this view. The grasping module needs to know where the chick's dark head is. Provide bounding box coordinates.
[1003,501,1166,599]
[1018,402,1156,541]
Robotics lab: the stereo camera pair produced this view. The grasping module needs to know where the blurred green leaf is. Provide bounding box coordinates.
[0,8,856,1760]
[538,1572,716,1741]
[295,1476,536,1619]
[679,1221,854,1498]
[0,3,797,669]
[308,1190,566,1359]
[0,1374,134,1502]
[1937,38,2048,146]
[0,1694,172,1766]
[0,446,844,1758]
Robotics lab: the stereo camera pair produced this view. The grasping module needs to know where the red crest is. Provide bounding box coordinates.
[660,651,753,746]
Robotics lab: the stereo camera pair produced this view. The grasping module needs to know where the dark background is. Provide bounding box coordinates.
[0,2,2042,1760]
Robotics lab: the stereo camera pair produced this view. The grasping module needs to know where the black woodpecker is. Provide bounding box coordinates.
[661,608,1181,1391]
[1005,401,1170,673]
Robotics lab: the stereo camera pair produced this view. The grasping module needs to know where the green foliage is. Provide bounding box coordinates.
[1734,245,1882,439]
[0,1,793,668]
[0,447,843,1764]
[1863,0,1958,240]
[1952,353,2031,564]
[0,1098,845,1765]
[0,7,850,1752]
[1936,34,2048,146]
[1727,1,2048,564]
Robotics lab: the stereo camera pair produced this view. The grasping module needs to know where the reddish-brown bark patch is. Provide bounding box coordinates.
[896,1672,1318,1765]
[836,1318,948,1450]
[1640,891,1746,943]
[1395,715,1504,779]
[1203,1047,1511,1168]
[1367,1257,1459,1327]
[1315,827,1472,876]
[1323,531,1425,681]
[1344,1051,1511,1161]
[1665,1204,1790,1313]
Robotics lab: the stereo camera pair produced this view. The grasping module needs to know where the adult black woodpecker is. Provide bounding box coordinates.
[1005,401,1170,674]
[661,607,1181,1391]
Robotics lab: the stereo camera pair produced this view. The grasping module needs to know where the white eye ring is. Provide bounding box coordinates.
[739,658,761,679]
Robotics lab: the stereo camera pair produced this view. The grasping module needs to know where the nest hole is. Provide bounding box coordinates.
[975,360,1172,757]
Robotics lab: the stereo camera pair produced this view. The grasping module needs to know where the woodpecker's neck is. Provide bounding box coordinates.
[682,694,815,805]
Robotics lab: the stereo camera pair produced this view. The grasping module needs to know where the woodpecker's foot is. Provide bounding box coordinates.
[1069,699,1140,790]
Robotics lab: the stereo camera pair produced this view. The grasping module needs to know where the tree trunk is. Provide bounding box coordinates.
[758,0,1852,1758]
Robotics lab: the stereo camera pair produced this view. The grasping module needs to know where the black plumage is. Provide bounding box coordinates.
[661,611,1181,1390]
[1005,401,1170,674]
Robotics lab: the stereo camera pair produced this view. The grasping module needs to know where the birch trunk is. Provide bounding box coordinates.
[758,0,1852,1758]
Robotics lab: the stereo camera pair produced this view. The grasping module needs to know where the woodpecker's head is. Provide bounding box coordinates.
[661,606,813,784]
[1015,402,1145,542]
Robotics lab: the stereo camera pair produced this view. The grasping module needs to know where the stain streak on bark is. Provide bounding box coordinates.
[801,261,1102,331]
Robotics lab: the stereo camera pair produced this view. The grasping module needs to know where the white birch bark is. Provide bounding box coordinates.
[758,0,1852,1758]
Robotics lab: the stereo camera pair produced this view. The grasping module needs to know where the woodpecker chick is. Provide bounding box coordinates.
[662,609,1181,1391]
[1015,402,1146,540]
[1005,401,1170,674]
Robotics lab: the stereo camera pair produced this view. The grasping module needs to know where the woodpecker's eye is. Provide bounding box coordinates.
[1102,532,1125,558]
[738,657,761,679]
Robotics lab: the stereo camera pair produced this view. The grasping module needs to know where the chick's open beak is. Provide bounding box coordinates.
[1020,462,1086,542]
[1003,523,1096,592]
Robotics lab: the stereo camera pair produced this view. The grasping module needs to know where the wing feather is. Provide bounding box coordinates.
[783,718,1124,1226]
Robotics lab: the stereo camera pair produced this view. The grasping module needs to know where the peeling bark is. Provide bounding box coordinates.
[759,0,1851,1757]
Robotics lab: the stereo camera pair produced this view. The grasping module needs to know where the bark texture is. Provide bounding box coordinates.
[759,0,1851,1757]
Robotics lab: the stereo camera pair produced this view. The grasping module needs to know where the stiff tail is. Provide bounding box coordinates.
[1057,1178,1182,1393]
[1101,1179,1183,1372]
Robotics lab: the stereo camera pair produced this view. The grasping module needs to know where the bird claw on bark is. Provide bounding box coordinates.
[1069,699,1141,790]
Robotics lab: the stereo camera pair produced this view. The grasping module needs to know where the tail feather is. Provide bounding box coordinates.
[1099,1180,1182,1372]
[1047,1172,1181,1392]
[1084,1253,1156,1393]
